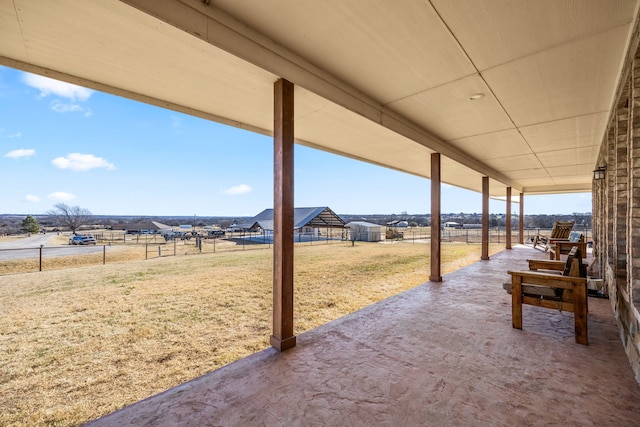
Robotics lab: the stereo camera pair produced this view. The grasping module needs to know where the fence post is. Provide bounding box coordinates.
[174,239,176,256]
[145,243,148,260]
[39,244,43,271]
[103,245,106,265]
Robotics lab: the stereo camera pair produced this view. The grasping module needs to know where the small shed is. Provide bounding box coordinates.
[346,221,385,242]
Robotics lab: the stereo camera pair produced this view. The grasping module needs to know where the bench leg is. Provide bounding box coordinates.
[573,282,588,345]
[512,276,523,330]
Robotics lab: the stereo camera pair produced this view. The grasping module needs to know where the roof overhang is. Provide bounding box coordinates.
[2,0,638,197]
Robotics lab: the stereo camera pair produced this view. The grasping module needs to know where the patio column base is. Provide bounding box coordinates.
[270,335,296,352]
[429,275,442,282]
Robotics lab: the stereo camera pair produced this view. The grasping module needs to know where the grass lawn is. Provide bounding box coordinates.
[0,241,503,426]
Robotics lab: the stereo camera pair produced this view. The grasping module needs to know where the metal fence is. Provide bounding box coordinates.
[0,226,592,275]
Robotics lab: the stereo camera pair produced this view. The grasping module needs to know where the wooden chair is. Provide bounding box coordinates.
[506,246,588,344]
[532,221,574,250]
[548,231,587,260]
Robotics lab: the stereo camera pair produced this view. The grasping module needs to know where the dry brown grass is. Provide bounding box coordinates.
[0,241,503,426]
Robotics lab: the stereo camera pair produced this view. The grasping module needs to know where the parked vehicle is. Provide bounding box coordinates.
[69,235,84,245]
[69,235,97,245]
[80,236,97,245]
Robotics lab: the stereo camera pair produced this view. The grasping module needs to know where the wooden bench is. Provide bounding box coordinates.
[506,246,588,344]
[533,221,574,250]
[548,231,587,260]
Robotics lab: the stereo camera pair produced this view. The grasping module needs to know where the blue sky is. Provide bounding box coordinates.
[0,66,592,217]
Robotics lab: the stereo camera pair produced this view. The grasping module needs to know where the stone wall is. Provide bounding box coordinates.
[594,14,640,383]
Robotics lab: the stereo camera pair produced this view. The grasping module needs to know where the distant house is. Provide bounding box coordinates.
[443,221,463,229]
[239,207,346,235]
[110,221,171,234]
[345,221,385,242]
[387,220,409,228]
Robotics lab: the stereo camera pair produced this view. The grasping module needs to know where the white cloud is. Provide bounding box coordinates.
[22,73,93,102]
[222,184,252,195]
[51,100,84,113]
[25,194,40,203]
[5,148,35,158]
[52,153,116,171]
[6,132,22,139]
[47,192,76,201]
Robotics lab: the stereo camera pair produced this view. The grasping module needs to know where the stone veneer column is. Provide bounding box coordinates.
[615,84,629,298]
[598,16,640,385]
[606,121,616,300]
[631,58,640,309]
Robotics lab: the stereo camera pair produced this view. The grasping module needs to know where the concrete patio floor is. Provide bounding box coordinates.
[86,245,640,426]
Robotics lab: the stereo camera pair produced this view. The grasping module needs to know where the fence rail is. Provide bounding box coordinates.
[0,227,592,275]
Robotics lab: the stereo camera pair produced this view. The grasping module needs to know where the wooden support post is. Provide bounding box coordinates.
[481,176,490,260]
[519,192,524,245]
[430,153,442,282]
[573,282,588,345]
[506,187,512,250]
[511,274,523,330]
[271,78,296,351]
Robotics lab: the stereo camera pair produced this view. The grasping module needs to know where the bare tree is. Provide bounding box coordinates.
[348,223,368,246]
[46,203,92,234]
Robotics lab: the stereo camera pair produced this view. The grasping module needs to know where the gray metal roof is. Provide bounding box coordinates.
[247,207,346,231]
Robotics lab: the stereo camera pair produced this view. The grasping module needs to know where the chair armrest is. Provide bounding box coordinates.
[554,241,587,250]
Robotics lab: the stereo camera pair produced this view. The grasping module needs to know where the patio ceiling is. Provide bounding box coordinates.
[1,0,638,198]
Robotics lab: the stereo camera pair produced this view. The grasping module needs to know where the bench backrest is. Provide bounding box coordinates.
[551,221,575,239]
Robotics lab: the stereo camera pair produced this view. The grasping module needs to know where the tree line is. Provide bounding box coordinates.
[1,206,592,236]
[1,203,92,235]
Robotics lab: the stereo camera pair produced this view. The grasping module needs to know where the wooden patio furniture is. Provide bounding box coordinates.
[532,221,574,251]
[548,231,587,260]
[506,246,588,344]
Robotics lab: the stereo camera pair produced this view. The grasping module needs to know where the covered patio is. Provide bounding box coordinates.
[86,245,640,426]
[3,1,640,422]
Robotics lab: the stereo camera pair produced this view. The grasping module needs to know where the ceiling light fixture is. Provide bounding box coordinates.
[469,93,485,101]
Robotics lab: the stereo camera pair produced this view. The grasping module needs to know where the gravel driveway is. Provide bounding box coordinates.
[0,234,106,262]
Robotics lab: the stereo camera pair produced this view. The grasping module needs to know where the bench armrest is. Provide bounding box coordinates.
[508,270,587,289]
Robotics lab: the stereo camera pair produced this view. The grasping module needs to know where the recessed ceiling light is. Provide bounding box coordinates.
[469,93,485,100]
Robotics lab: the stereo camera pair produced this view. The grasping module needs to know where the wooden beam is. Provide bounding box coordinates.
[519,192,524,244]
[430,153,442,282]
[271,78,296,351]
[481,176,490,260]
[506,187,512,250]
